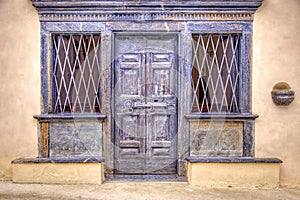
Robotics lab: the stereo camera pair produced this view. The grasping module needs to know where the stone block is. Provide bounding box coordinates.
[187,158,281,188]
[12,158,104,184]
[49,121,103,157]
[190,121,243,157]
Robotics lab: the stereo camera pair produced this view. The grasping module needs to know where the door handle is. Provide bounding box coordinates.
[132,102,175,110]
[133,103,151,109]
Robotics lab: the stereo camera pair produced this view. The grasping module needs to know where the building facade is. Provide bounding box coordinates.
[0,0,299,187]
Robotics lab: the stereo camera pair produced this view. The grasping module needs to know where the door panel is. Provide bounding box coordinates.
[146,52,177,173]
[114,33,178,174]
[114,51,146,174]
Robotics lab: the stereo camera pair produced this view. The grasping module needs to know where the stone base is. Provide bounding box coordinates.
[11,157,104,184]
[186,157,282,188]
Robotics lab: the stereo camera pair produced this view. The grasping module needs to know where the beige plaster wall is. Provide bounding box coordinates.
[0,0,40,180]
[253,0,300,186]
[0,0,299,186]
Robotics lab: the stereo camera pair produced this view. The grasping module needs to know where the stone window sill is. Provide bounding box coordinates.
[34,113,107,122]
[185,113,259,120]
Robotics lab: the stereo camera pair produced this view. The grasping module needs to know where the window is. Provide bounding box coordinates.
[191,34,240,113]
[52,34,101,113]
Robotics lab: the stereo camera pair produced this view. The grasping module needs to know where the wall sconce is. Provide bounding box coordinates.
[271,82,295,106]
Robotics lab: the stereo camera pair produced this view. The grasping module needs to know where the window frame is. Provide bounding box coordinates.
[38,21,106,115]
[190,33,242,114]
[184,22,252,115]
[50,32,102,114]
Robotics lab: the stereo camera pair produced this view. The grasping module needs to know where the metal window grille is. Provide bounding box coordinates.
[191,34,240,113]
[52,34,101,113]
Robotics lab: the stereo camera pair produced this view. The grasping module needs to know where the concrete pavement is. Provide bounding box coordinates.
[0,181,299,200]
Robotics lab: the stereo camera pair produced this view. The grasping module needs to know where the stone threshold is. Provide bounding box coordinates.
[106,174,187,182]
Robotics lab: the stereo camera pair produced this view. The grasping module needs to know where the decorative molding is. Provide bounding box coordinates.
[32,0,262,22]
[32,0,262,9]
[38,12,254,22]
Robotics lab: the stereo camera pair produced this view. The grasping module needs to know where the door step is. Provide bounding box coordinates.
[106,174,187,182]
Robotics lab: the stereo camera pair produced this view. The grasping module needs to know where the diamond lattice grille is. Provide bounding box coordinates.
[52,34,101,113]
[191,34,240,113]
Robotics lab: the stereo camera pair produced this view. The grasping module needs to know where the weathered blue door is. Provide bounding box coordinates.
[114,33,178,174]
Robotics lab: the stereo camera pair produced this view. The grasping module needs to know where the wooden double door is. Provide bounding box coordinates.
[114,33,178,174]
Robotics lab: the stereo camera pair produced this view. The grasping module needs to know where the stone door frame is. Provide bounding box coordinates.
[32,0,262,179]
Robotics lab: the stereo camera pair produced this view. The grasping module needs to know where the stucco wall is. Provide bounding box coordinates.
[0,0,299,186]
[253,0,300,186]
[0,0,40,180]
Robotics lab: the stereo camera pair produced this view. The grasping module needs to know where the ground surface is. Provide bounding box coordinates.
[0,181,300,200]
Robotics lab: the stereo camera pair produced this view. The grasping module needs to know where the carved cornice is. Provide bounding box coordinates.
[38,12,255,22]
[32,0,262,9]
[32,0,262,22]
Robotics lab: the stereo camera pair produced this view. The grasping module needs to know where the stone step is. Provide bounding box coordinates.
[106,174,187,182]
[186,157,282,188]
[11,157,104,184]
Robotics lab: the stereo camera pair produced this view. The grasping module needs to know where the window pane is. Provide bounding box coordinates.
[191,34,240,113]
[52,34,101,113]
